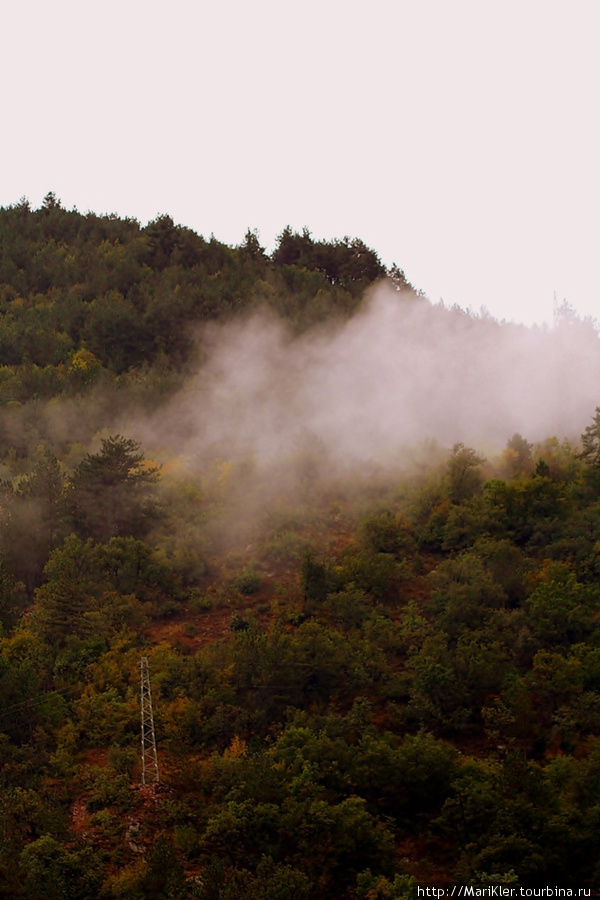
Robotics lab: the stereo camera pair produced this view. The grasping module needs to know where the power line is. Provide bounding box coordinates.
[0,683,82,725]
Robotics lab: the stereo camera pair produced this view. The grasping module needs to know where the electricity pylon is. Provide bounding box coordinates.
[140,656,159,785]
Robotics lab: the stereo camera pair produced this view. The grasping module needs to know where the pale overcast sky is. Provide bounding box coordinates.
[2,0,598,326]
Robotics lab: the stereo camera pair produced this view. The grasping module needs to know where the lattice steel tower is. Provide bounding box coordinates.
[140,656,159,785]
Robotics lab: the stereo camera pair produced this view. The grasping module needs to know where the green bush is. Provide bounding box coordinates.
[234,567,262,595]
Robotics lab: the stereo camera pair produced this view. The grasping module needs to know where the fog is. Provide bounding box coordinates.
[144,285,600,470]
[2,281,598,564]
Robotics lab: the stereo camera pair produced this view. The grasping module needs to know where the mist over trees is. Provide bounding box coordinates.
[1,195,600,894]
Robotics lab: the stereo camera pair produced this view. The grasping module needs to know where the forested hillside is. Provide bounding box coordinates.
[1,196,600,896]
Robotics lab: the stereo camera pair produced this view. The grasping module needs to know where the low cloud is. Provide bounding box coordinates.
[146,285,600,468]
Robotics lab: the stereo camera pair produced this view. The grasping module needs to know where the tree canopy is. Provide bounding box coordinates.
[0,197,600,894]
